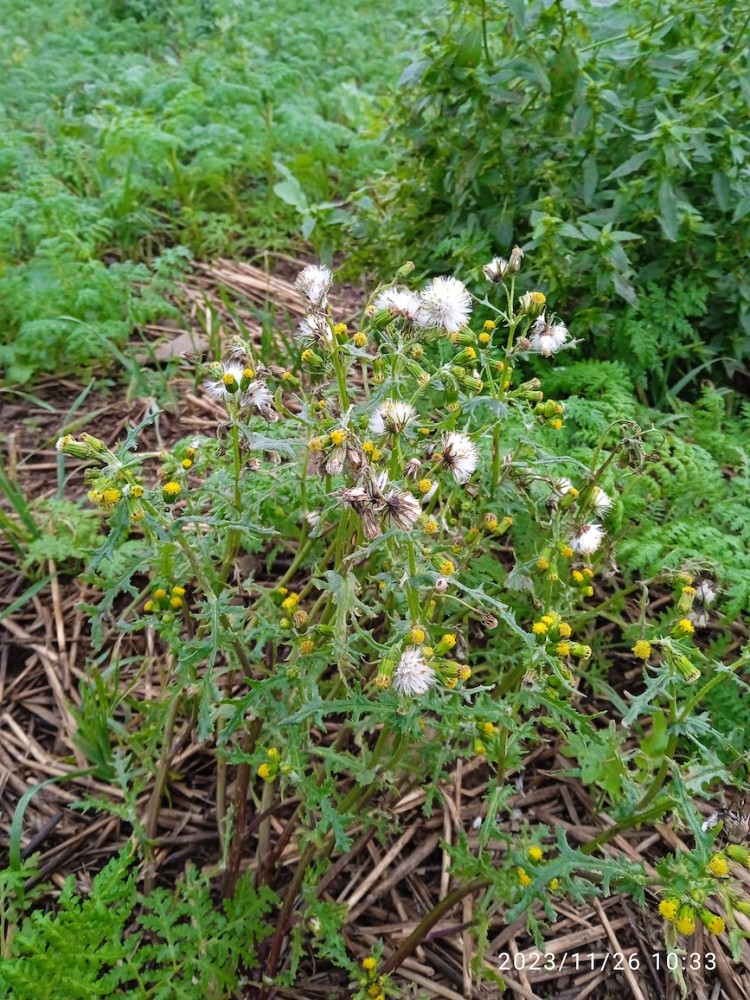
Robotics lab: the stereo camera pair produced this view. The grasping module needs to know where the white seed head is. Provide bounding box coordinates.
[571,523,605,556]
[591,486,613,516]
[373,286,425,324]
[369,399,417,436]
[417,276,472,334]
[528,313,570,356]
[296,264,332,307]
[440,431,479,484]
[392,646,436,696]
[245,379,278,420]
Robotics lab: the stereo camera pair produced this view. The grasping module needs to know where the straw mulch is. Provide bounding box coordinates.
[1,259,749,1000]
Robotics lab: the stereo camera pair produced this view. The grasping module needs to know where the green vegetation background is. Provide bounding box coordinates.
[0,0,422,382]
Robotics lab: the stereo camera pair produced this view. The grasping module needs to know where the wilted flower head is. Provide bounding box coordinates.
[591,486,613,516]
[369,399,417,436]
[244,379,276,420]
[296,264,332,307]
[297,313,333,349]
[380,487,422,531]
[483,257,508,283]
[392,646,436,696]
[696,580,717,606]
[528,313,570,356]
[204,361,246,402]
[418,276,472,334]
[571,523,605,556]
[440,431,479,484]
[340,485,381,539]
[483,246,523,281]
[373,286,424,324]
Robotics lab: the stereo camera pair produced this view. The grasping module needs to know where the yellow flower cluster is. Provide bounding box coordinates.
[257,746,281,782]
[516,840,559,894]
[144,584,186,615]
[658,898,725,937]
[281,592,300,613]
[88,487,123,508]
[571,566,594,596]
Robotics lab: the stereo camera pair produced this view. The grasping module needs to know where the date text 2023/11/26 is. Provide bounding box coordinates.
[496,951,717,973]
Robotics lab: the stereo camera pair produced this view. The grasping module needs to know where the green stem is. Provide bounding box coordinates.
[490,423,501,498]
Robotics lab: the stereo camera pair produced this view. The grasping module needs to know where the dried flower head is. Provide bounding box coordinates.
[392,646,436,696]
[418,276,472,333]
[696,580,717,606]
[245,379,278,421]
[369,399,417,436]
[297,313,333,349]
[483,257,509,283]
[380,487,422,531]
[571,523,605,556]
[440,431,479,484]
[296,264,332,307]
[528,313,570,357]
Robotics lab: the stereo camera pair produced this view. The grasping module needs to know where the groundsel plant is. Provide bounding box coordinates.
[55,251,750,991]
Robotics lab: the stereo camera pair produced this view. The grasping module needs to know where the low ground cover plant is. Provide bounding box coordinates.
[3,252,747,995]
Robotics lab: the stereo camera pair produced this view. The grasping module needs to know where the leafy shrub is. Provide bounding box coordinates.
[367,0,750,392]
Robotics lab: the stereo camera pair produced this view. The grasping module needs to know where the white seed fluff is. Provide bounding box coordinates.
[373,287,425,324]
[295,264,332,307]
[528,313,570,356]
[571,523,605,556]
[369,400,417,436]
[392,646,436,696]
[417,276,472,333]
[441,431,479,484]
[591,486,614,516]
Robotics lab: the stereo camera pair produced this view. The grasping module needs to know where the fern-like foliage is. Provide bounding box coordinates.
[0,851,277,999]
[541,366,750,616]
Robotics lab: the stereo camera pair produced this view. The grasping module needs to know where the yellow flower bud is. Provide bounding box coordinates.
[518,867,532,887]
[708,853,729,878]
